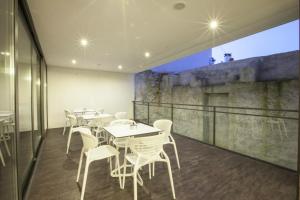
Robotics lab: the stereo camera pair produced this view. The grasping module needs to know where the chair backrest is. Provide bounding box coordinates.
[115,112,128,119]
[128,133,165,161]
[153,119,172,137]
[67,114,77,126]
[87,117,103,128]
[110,119,136,126]
[78,128,98,151]
[64,109,72,117]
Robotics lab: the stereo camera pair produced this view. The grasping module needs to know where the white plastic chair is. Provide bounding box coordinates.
[123,133,176,200]
[62,109,72,135]
[76,127,121,200]
[153,119,180,169]
[66,114,78,154]
[86,117,106,144]
[115,112,128,120]
[0,120,12,167]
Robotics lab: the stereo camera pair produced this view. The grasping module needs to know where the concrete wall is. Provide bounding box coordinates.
[48,66,134,128]
[134,50,299,170]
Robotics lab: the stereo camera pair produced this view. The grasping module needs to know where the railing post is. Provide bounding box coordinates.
[213,106,216,145]
[147,102,150,125]
[133,101,136,121]
[171,103,174,122]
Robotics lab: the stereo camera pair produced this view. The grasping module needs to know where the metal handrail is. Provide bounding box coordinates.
[132,100,299,171]
[133,100,299,113]
[133,101,298,120]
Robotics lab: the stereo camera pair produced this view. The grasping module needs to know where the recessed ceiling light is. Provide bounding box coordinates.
[209,20,219,30]
[80,38,88,46]
[144,52,151,58]
[173,2,186,10]
[0,51,10,56]
[71,59,77,64]
[118,65,123,70]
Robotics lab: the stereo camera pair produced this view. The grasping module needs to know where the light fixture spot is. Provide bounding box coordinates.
[174,2,186,10]
[209,20,218,30]
[144,52,151,58]
[71,59,77,64]
[118,65,123,70]
[80,38,88,47]
[0,51,10,56]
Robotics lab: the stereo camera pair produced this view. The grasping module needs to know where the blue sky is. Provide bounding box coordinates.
[152,19,299,73]
[212,20,299,63]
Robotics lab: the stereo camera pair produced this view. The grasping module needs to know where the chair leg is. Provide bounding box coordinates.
[3,138,11,157]
[152,162,155,177]
[66,127,73,154]
[81,158,90,200]
[133,168,138,200]
[166,157,176,199]
[77,149,84,182]
[0,147,5,167]
[172,142,180,169]
[122,158,128,189]
[148,163,152,179]
[115,155,122,189]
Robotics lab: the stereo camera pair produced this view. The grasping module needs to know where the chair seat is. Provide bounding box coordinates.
[125,153,161,166]
[85,145,119,161]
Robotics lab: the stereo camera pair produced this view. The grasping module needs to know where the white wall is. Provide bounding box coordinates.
[48,66,134,128]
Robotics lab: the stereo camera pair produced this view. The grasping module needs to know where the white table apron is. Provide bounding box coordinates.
[104,123,161,181]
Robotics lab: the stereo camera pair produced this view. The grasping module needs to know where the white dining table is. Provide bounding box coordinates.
[104,123,161,180]
[73,109,96,115]
[104,123,161,138]
[82,113,112,121]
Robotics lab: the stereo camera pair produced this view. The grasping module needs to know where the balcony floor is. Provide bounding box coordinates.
[27,128,297,200]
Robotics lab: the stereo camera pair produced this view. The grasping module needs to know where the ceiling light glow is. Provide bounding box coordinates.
[80,38,88,46]
[118,65,123,70]
[144,52,151,58]
[71,59,77,64]
[1,51,10,56]
[209,20,219,30]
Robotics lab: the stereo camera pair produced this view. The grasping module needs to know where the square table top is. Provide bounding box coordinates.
[82,113,112,120]
[104,123,161,138]
[73,109,96,114]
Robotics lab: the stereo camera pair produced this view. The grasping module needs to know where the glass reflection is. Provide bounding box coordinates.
[0,0,17,199]
[32,47,41,152]
[17,13,34,188]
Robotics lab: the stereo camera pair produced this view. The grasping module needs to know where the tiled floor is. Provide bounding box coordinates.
[27,128,297,200]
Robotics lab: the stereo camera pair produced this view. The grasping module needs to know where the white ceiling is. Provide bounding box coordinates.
[27,0,299,73]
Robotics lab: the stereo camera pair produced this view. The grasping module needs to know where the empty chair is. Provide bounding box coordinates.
[115,112,128,120]
[0,120,12,167]
[86,117,106,144]
[153,119,180,169]
[62,109,72,135]
[122,133,176,200]
[76,127,121,200]
[66,114,78,154]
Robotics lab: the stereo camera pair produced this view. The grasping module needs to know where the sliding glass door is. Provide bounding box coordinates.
[17,13,34,191]
[32,46,41,152]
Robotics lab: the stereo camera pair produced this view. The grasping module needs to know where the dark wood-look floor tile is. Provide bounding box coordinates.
[27,128,297,200]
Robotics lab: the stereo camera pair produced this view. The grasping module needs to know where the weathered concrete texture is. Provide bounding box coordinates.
[135,51,299,170]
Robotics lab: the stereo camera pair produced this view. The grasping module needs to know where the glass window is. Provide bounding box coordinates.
[0,0,18,199]
[17,12,34,189]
